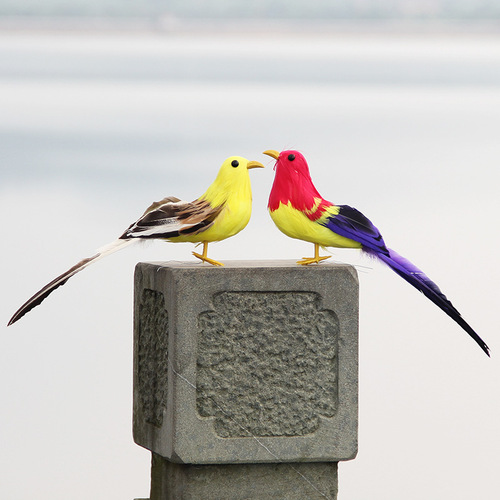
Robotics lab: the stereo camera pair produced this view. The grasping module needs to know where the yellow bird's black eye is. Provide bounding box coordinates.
[231,160,239,168]
[288,154,295,161]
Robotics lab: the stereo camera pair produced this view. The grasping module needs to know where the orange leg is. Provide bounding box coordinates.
[192,241,224,267]
[297,243,331,266]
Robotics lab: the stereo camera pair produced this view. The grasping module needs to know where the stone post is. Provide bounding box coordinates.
[133,261,358,500]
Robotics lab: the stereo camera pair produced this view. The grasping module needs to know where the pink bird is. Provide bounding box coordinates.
[264,149,489,356]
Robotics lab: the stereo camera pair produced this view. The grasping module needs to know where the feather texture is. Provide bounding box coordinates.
[8,239,132,325]
[120,197,222,239]
[374,248,489,356]
[322,205,389,256]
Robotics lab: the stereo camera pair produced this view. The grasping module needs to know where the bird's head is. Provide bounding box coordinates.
[264,149,323,210]
[202,156,264,206]
[223,156,265,172]
[217,156,265,186]
[263,149,312,179]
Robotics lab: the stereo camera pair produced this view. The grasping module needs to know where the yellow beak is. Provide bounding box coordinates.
[247,160,265,169]
[263,150,280,160]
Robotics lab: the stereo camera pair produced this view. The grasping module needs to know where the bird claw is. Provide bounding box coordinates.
[296,255,331,266]
[192,251,224,267]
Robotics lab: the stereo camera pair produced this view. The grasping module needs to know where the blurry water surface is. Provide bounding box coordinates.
[1,31,499,500]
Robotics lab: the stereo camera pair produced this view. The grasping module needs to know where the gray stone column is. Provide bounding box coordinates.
[133,261,359,500]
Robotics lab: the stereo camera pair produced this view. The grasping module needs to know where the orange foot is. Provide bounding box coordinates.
[297,255,331,266]
[297,243,331,265]
[192,251,224,267]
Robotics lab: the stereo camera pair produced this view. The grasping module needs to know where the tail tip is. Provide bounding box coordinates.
[7,313,20,327]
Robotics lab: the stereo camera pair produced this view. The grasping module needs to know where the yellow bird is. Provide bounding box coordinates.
[8,156,264,325]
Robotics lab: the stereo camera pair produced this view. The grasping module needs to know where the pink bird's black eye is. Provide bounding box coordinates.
[231,160,239,168]
[287,154,295,161]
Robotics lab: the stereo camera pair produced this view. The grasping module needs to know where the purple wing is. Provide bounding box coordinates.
[322,205,389,256]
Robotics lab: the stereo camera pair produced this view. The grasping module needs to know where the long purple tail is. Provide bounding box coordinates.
[374,248,489,356]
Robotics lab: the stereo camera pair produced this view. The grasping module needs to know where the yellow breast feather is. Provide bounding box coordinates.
[270,201,362,249]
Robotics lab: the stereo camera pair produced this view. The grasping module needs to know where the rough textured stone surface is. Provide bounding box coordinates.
[137,289,169,428]
[149,453,338,500]
[133,260,358,464]
[196,291,339,438]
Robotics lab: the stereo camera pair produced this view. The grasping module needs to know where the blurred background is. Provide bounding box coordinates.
[1,1,499,499]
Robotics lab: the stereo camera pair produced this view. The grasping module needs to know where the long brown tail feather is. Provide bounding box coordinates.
[8,239,133,326]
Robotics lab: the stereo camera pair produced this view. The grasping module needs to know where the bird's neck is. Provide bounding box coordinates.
[268,170,333,220]
[202,174,251,208]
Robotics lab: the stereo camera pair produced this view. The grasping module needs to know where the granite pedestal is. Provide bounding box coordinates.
[133,260,359,500]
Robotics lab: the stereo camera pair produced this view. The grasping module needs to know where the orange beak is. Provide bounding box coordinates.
[263,150,280,160]
[247,161,265,170]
